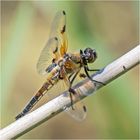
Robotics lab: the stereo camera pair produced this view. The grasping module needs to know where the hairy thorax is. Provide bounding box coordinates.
[64,53,82,73]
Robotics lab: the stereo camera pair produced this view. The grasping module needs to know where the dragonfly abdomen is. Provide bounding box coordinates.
[16,66,62,120]
[15,80,57,120]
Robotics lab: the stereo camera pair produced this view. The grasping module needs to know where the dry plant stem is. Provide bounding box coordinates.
[0,45,140,139]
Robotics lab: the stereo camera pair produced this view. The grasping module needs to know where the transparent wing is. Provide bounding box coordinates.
[36,10,68,75]
[59,67,87,121]
[44,80,87,122]
[36,37,59,75]
[50,10,68,57]
[46,66,87,121]
[65,103,87,121]
[53,61,87,121]
[64,88,87,121]
[49,10,66,38]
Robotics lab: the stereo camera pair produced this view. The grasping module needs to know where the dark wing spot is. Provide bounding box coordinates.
[83,106,87,112]
[61,25,66,34]
[62,10,66,15]
[54,37,58,40]
[52,58,56,63]
[53,46,58,53]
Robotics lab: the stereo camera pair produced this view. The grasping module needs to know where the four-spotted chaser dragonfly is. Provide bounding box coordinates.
[15,11,103,121]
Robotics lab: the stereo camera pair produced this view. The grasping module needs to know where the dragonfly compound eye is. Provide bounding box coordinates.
[84,48,97,63]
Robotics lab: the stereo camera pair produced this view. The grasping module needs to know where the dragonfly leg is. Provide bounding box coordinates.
[68,70,80,110]
[69,88,75,110]
[87,68,100,71]
[68,72,75,79]
[84,66,105,85]
[84,63,101,72]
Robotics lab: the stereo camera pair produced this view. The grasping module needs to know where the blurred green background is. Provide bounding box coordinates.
[1,1,139,139]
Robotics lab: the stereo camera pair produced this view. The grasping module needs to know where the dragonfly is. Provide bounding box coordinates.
[15,10,103,121]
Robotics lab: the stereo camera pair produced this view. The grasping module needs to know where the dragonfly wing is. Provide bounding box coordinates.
[64,88,87,121]
[50,11,66,38]
[65,101,87,121]
[60,68,87,121]
[37,11,68,75]
[42,65,87,121]
[50,10,68,56]
[36,37,59,75]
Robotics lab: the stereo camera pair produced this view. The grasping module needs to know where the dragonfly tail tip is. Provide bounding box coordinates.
[15,113,24,120]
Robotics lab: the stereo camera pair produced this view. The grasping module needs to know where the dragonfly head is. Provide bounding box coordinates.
[82,48,97,63]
